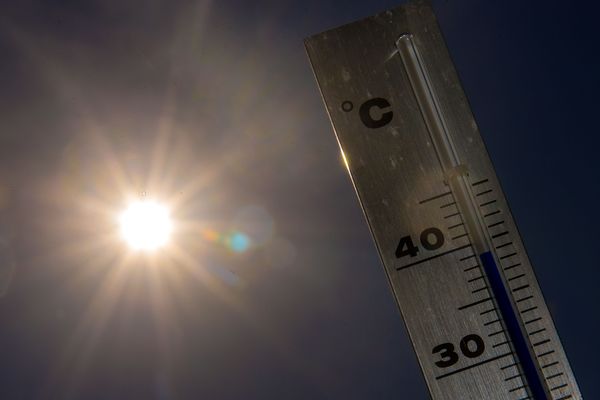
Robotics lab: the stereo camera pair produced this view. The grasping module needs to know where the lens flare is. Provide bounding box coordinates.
[119,200,172,250]
[201,229,252,253]
[228,232,251,253]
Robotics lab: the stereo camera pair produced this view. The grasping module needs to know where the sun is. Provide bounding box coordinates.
[119,199,173,251]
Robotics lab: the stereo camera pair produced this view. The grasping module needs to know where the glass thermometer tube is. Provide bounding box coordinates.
[396,33,549,399]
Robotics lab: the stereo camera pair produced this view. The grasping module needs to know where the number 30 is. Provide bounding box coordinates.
[432,334,485,368]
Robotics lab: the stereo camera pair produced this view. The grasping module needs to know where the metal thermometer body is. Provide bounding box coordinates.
[305,1,581,399]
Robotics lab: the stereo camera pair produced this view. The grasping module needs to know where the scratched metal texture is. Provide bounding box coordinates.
[305,1,581,399]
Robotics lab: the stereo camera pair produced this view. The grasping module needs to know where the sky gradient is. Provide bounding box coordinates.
[0,0,598,398]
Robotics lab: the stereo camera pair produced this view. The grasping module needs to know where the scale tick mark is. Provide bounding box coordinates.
[418,191,452,204]
[476,189,493,197]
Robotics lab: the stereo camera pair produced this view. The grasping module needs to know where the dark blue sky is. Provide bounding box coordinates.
[0,0,598,398]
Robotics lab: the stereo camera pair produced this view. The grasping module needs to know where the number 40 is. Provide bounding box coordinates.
[395,227,445,258]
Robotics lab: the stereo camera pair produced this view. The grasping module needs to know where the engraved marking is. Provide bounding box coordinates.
[397,244,472,270]
[419,191,452,204]
[500,252,517,260]
[480,200,497,207]
[483,210,501,218]
[435,352,513,380]
[458,297,492,310]
[504,263,522,271]
[528,328,546,336]
[472,178,489,186]
[550,384,569,392]
[525,317,542,325]
[444,212,461,219]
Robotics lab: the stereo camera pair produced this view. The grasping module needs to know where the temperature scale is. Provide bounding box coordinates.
[305,1,582,399]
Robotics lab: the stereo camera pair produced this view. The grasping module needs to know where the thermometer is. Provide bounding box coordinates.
[305,1,582,398]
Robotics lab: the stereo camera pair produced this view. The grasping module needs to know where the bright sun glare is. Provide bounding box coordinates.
[119,200,173,251]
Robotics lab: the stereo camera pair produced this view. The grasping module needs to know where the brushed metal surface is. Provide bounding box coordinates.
[305,1,581,399]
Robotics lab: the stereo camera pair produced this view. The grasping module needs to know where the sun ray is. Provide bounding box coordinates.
[42,250,134,395]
